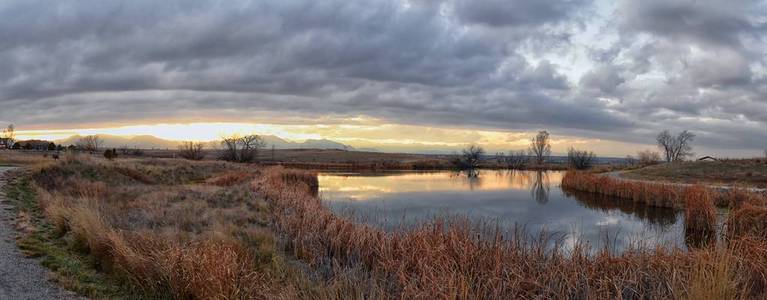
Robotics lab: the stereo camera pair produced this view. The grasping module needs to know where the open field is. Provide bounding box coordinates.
[620,159,767,188]
[0,151,766,298]
[2,149,577,171]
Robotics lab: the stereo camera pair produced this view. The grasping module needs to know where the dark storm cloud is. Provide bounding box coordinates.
[454,0,587,27]
[1,0,767,154]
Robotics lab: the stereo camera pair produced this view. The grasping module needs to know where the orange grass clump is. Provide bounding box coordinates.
[727,204,767,240]
[683,185,716,232]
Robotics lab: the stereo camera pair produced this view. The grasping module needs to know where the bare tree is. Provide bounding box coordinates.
[567,147,596,170]
[656,130,674,163]
[455,144,484,170]
[1,124,15,145]
[77,135,103,153]
[220,135,242,162]
[178,141,206,160]
[240,135,266,162]
[219,134,266,163]
[637,150,661,166]
[656,130,695,162]
[529,130,551,165]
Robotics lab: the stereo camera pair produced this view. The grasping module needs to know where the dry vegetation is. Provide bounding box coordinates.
[562,170,697,209]
[621,159,767,188]
[4,152,767,299]
[260,168,767,298]
[5,155,362,299]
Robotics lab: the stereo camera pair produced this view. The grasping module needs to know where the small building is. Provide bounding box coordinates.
[697,156,718,161]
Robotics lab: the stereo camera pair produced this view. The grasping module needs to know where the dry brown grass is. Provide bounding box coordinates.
[23,157,767,299]
[683,185,717,234]
[28,157,302,299]
[622,159,767,188]
[561,170,688,208]
[206,171,257,187]
[0,150,58,166]
[258,167,767,299]
[727,204,767,241]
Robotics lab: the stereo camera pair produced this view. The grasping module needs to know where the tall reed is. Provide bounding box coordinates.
[683,185,717,248]
[562,171,723,209]
[727,204,767,240]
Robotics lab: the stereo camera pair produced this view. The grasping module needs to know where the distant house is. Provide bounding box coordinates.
[0,138,12,149]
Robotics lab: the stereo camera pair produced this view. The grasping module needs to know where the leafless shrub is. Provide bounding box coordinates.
[529,130,551,165]
[637,150,662,166]
[219,134,266,163]
[657,130,695,162]
[567,147,595,170]
[454,144,484,170]
[178,141,206,160]
[498,150,528,169]
[103,148,118,160]
[77,135,103,153]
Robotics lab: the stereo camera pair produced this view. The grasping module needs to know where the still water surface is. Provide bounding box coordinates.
[319,170,689,251]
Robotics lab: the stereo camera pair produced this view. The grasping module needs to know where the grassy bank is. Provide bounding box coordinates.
[5,153,767,298]
[561,171,767,209]
[620,159,767,188]
[3,155,375,299]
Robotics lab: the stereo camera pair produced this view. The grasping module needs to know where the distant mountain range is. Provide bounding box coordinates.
[260,135,355,150]
[55,134,356,151]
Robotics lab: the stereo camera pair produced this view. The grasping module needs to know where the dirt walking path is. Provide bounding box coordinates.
[0,166,82,299]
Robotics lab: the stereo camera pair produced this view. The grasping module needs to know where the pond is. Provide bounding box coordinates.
[318,170,711,252]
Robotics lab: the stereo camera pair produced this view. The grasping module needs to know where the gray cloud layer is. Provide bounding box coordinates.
[1,0,766,153]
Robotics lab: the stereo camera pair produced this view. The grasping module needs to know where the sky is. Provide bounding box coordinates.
[2,0,766,157]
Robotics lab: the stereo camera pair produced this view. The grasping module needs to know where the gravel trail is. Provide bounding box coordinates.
[0,166,82,299]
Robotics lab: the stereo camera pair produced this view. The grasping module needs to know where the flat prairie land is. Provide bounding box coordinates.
[620,159,767,188]
[116,148,571,170]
